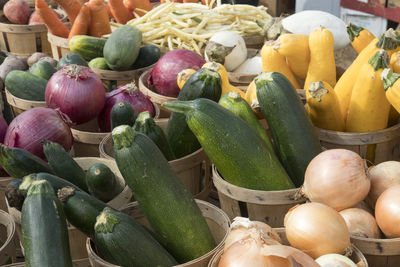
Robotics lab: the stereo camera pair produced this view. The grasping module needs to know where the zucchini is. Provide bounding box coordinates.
[110,101,137,130]
[5,178,24,211]
[69,35,106,62]
[0,144,53,178]
[88,57,110,70]
[255,72,322,187]
[86,163,124,202]
[22,180,73,267]
[218,91,275,153]
[5,70,47,101]
[112,126,215,263]
[43,140,88,192]
[165,68,222,158]
[29,61,57,80]
[58,186,106,239]
[57,53,88,70]
[133,111,175,161]
[94,207,178,266]
[103,25,142,71]
[163,98,294,191]
[131,45,161,70]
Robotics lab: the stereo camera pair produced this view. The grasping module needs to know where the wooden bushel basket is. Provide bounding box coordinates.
[5,89,46,116]
[86,199,231,267]
[212,165,305,227]
[3,259,92,267]
[0,210,16,265]
[48,32,71,60]
[242,34,265,50]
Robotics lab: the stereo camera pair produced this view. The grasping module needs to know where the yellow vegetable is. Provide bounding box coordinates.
[202,62,245,98]
[277,34,310,80]
[335,29,400,121]
[346,50,390,132]
[390,52,400,73]
[306,81,345,131]
[260,41,300,89]
[304,27,336,91]
[347,23,375,54]
[382,68,400,116]
[177,69,196,90]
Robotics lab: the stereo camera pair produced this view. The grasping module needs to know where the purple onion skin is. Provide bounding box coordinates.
[98,84,156,132]
[4,107,73,159]
[148,49,205,97]
[0,116,8,143]
[45,65,106,125]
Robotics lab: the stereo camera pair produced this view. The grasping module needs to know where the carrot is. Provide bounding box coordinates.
[78,0,89,4]
[53,0,82,24]
[123,0,133,13]
[126,0,152,17]
[104,3,114,20]
[108,0,133,24]
[88,0,111,37]
[161,0,182,3]
[68,4,91,38]
[183,0,197,2]
[35,0,70,38]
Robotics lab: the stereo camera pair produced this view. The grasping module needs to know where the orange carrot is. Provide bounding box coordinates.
[88,0,111,37]
[127,0,152,17]
[68,4,91,38]
[78,0,89,4]
[123,0,133,13]
[108,0,133,24]
[183,0,198,2]
[104,3,114,20]
[53,0,82,24]
[35,0,70,38]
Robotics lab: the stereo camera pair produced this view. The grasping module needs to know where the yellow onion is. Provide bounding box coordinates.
[375,185,400,238]
[315,254,357,267]
[219,237,319,267]
[284,202,351,259]
[353,201,373,214]
[366,161,400,208]
[302,149,370,211]
[224,217,281,251]
[339,208,381,238]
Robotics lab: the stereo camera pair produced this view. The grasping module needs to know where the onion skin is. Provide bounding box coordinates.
[366,161,400,209]
[339,208,381,238]
[315,253,357,267]
[0,116,8,143]
[4,107,73,159]
[284,202,351,259]
[148,49,205,97]
[303,149,370,211]
[375,185,400,238]
[45,65,106,124]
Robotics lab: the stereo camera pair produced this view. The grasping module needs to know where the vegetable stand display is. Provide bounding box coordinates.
[5,89,46,116]
[47,32,71,60]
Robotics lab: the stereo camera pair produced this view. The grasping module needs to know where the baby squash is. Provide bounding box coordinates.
[177,69,196,90]
[381,68,400,115]
[347,23,375,54]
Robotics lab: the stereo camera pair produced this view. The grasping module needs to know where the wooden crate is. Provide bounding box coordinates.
[48,32,71,60]
[86,200,230,267]
[5,89,46,116]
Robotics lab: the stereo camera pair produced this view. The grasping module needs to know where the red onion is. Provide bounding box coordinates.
[45,64,106,124]
[148,49,205,97]
[98,82,155,132]
[0,116,8,143]
[4,107,73,159]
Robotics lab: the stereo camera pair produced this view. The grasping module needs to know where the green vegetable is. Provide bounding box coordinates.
[29,61,56,80]
[131,45,161,69]
[57,53,88,70]
[5,70,47,101]
[69,35,107,61]
[88,57,110,70]
[110,101,137,130]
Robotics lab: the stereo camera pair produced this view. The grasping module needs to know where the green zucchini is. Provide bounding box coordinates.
[57,53,88,70]
[69,35,106,62]
[94,207,178,266]
[5,178,24,211]
[103,25,142,71]
[22,180,73,267]
[88,57,110,70]
[5,70,47,101]
[0,144,53,178]
[165,68,222,158]
[110,101,137,130]
[43,140,88,192]
[58,186,106,239]
[162,98,294,191]
[255,72,322,187]
[29,61,56,80]
[131,45,161,70]
[133,111,175,161]
[86,163,123,202]
[218,91,275,152]
[112,126,215,263]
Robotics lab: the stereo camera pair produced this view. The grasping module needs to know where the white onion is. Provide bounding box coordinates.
[375,185,400,238]
[233,56,262,74]
[339,208,381,238]
[315,254,357,267]
[284,202,351,259]
[302,149,370,211]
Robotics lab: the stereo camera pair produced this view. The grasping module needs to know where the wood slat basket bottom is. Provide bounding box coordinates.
[0,210,16,266]
[6,157,132,261]
[47,32,70,60]
[5,89,46,116]
[208,228,368,267]
[86,199,231,267]
[212,165,305,227]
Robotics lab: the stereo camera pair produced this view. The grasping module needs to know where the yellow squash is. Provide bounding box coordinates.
[277,34,310,80]
[390,52,400,73]
[347,23,375,54]
[202,62,245,98]
[260,41,301,89]
[381,68,400,115]
[304,27,336,91]
[306,81,345,131]
[346,50,391,132]
[335,28,400,121]
[177,69,196,89]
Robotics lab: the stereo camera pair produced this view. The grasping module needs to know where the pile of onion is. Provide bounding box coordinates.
[302,149,370,211]
[148,49,205,97]
[4,107,73,159]
[375,185,400,238]
[339,208,381,238]
[45,64,106,124]
[98,82,156,132]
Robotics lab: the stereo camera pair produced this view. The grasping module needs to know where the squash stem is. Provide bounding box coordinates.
[308,81,328,102]
[57,186,76,202]
[26,180,55,197]
[376,28,400,50]
[112,125,137,150]
[368,49,389,71]
[381,68,400,91]
[94,207,120,233]
[347,23,364,41]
